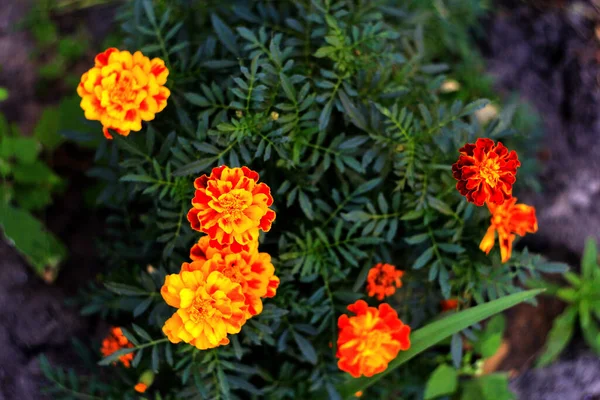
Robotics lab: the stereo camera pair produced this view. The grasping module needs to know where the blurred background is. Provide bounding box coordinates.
[0,0,599,399]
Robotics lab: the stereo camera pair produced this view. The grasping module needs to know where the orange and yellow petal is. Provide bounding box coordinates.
[480,197,538,263]
[134,383,147,393]
[78,48,170,139]
[100,326,134,367]
[161,268,248,350]
[336,300,411,378]
[188,166,276,252]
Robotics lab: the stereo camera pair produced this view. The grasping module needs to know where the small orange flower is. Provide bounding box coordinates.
[480,197,538,263]
[452,138,520,206]
[161,269,248,350]
[100,327,134,367]
[337,300,411,378]
[184,241,279,318]
[440,299,459,312]
[77,48,170,139]
[134,383,147,393]
[187,166,276,253]
[355,391,363,398]
[366,263,404,301]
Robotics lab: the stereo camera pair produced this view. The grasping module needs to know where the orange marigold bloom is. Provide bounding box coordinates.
[366,263,404,301]
[480,197,538,263]
[355,391,363,398]
[337,300,411,378]
[161,269,248,350]
[440,299,459,312]
[134,383,147,393]
[77,48,170,139]
[187,166,276,253]
[184,241,279,318]
[100,327,134,367]
[452,138,520,206]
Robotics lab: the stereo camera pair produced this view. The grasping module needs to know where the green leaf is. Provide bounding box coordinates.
[120,174,155,183]
[0,203,66,281]
[298,191,314,220]
[292,331,317,365]
[211,14,238,56]
[0,137,39,163]
[279,72,296,102]
[0,87,8,102]
[460,99,490,117]
[332,289,543,398]
[461,374,515,400]
[536,306,577,367]
[413,247,434,270]
[98,348,136,366]
[424,364,458,399]
[582,237,598,280]
[34,107,63,152]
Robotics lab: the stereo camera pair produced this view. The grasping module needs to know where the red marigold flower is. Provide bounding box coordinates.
[187,166,276,253]
[480,197,538,263]
[366,263,404,301]
[100,327,134,367]
[452,138,520,206]
[337,300,411,378]
[440,299,459,312]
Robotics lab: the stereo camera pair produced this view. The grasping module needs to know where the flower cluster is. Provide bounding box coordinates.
[77,48,170,139]
[160,166,279,350]
[100,327,134,368]
[453,138,538,263]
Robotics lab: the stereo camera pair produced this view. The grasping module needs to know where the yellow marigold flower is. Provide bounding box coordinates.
[77,48,170,139]
[480,197,538,263]
[161,269,248,350]
[184,239,279,318]
[337,300,411,378]
[187,166,276,253]
[100,327,134,367]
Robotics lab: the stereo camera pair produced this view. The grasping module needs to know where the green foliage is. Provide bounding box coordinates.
[534,238,600,367]
[0,113,67,281]
[48,0,557,399]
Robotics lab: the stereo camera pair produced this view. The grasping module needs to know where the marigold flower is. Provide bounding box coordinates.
[77,48,170,139]
[366,263,404,301]
[183,243,279,318]
[355,391,363,398]
[480,197,538,263]
[160,269,248,350]
[337,300,411,378]
[100,327,134,367]
[187,166,276,253]
[134,383,147,393]
[452,138,520,206]
[440,299,459,312]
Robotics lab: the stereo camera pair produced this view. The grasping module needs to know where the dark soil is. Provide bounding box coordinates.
[483,1,600,398]
[0,2,113,399]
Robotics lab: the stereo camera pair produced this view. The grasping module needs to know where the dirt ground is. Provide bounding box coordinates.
[0,1,599,399]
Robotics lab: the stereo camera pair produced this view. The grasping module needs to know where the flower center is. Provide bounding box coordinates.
[110,74,136,105]
[361,329,389,354]
[189,297,211,323]
[218,191,250,218]
[375,272,393,287]
[222,265,243,284]
[478,158,500,187]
